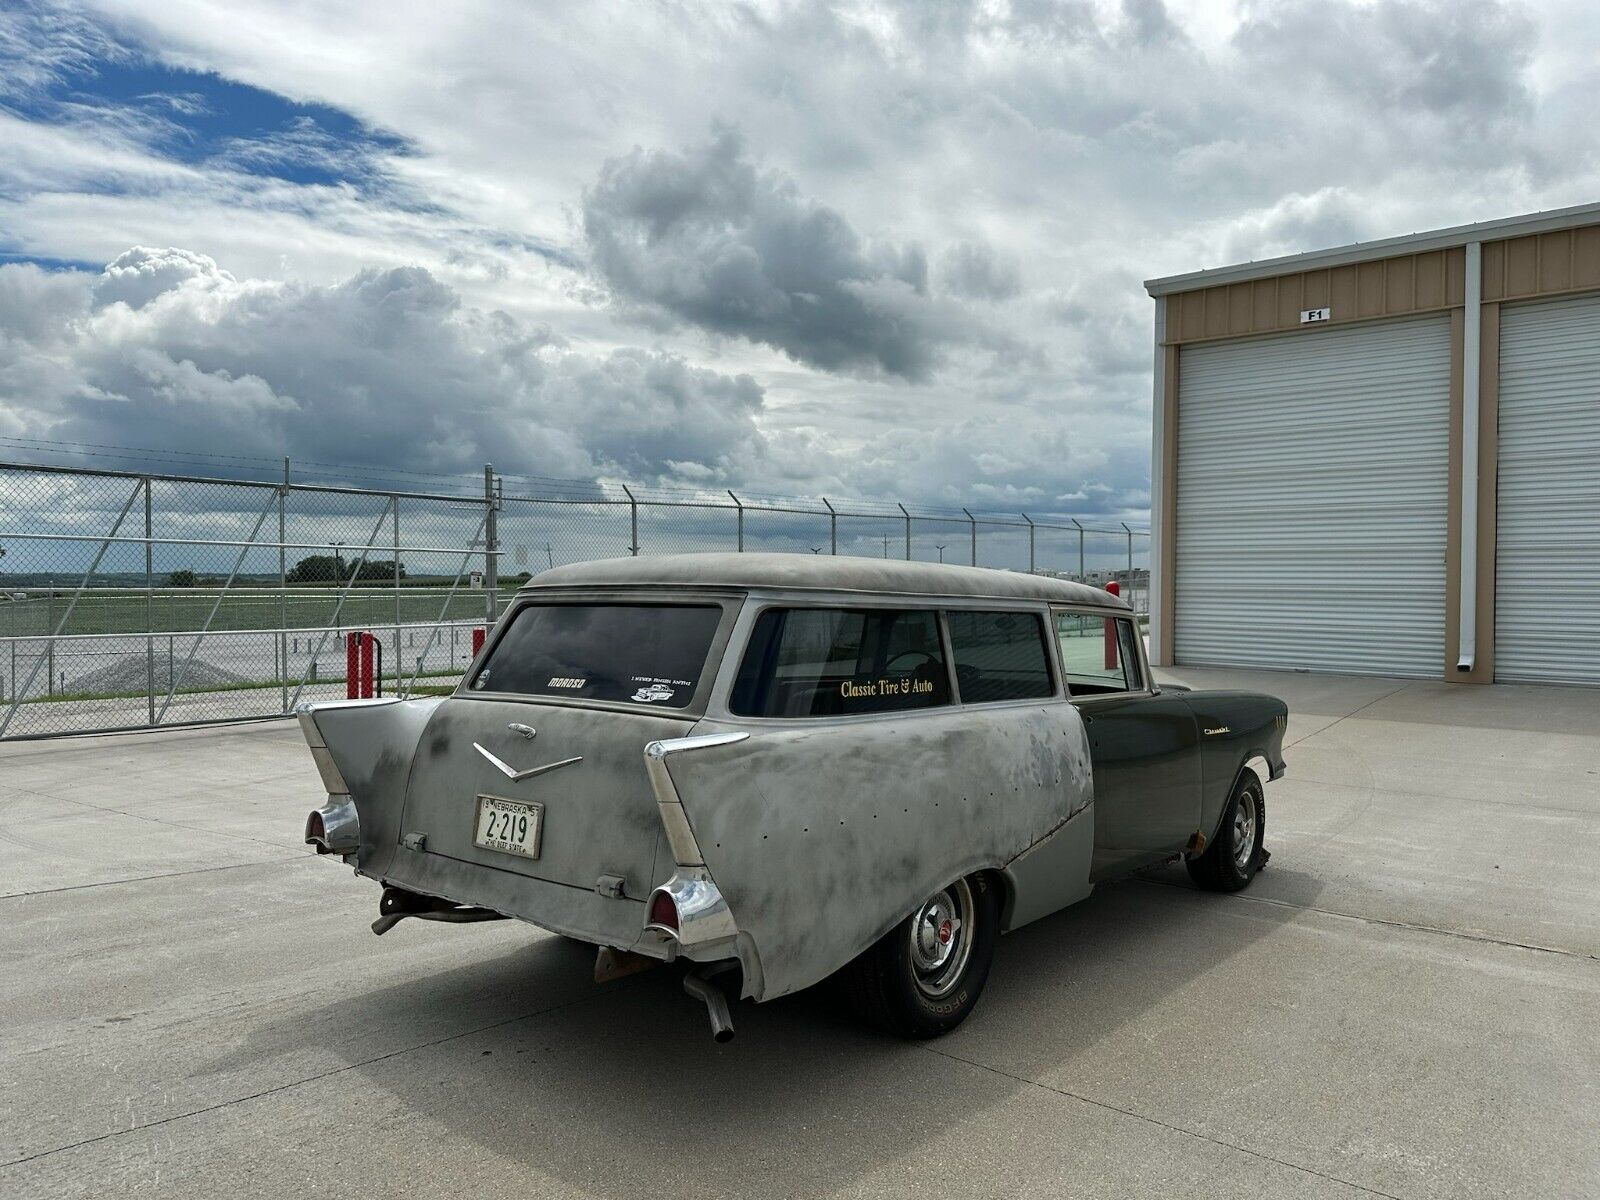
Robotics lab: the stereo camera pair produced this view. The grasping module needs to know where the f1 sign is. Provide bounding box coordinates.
[1300,307,1331,324]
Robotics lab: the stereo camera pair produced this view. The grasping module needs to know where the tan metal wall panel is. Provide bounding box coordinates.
[1483,225,1600,302]
[1165,248,1465,345]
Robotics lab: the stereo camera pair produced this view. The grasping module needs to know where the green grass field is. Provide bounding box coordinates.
[0,587,505,637]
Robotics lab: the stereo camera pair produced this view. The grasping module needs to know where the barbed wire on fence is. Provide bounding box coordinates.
[0,455,1149,739]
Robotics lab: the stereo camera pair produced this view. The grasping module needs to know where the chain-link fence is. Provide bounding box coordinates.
[0,460,1147,739]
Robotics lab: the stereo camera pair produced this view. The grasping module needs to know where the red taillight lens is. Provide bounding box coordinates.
[648,890,679,933]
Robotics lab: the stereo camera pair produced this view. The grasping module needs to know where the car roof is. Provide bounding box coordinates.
[519,552,1130,609]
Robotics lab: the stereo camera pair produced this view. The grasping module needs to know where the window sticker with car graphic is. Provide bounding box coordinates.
[631,677,689,703]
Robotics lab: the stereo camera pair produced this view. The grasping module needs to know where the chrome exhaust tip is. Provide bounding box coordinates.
[683,971,735,1043]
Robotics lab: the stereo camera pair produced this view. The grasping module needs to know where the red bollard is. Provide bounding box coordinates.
[345,631,360,699]
[1104,580,1120,670]
[359,632,375,699]
[472,627,487,657]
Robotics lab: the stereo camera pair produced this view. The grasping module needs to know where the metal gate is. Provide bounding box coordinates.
[1175,316,1452,675]
[1495,293,1600,684]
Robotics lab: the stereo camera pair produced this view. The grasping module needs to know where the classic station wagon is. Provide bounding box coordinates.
[301,554,1287,1040]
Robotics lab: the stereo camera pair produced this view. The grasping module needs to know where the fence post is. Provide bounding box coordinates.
[143,477,155,725]
[279,458,288,713]
[392,494,402,696]
[1022,513,1035,574]
[483,464,499,629]
[822,498,837,555]
[897,504,912,560]
[622,484,639,555]
[1072,519,1085,581]
[963,508,977,566]
[728,491,744,552]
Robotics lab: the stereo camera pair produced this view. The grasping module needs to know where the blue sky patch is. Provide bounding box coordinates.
[11,49,411,191]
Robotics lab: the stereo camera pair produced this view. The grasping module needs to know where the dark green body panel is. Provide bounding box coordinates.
[1081,692,1201,879]
[1083,687,1287,879]
[1181,689,1289,843]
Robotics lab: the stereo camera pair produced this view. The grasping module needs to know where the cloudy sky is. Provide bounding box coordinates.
[2,0,1598,521]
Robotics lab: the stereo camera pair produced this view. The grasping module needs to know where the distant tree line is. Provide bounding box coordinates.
[285,556,407,584]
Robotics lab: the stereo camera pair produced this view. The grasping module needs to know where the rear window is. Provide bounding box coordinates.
[730,608,950,718]
[469,604,722,707]
[946,610,1054,702]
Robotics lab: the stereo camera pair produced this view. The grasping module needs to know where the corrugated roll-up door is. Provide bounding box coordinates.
[1176,315,1451,675]
[1495,293,1600,684]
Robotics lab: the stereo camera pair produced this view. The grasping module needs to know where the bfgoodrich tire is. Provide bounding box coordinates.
[842,872,1001,1039]
[1187,767,1266,892]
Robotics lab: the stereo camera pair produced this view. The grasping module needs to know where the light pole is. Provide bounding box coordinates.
[329,541,347,639]
[935,544,946,563]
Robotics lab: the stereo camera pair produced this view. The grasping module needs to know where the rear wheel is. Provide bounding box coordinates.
[842,873,1000,1038]
[1187,768,1266,892]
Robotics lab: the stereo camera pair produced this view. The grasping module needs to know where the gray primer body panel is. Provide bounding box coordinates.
[310,697,670,951]
[525,552,1131,610]
[676,705,1093,1000]
[313,697,441,881]
[398,698,694,901]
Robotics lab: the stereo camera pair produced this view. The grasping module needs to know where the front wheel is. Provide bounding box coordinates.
[1187,767,1266,892]
[841,873,1000,1038]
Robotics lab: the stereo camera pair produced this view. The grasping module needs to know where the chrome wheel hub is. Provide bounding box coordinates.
[1233,790,1258,872]
[909,879,975,999]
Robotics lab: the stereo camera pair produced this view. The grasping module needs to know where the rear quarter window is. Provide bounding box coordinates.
[469,603,722,707]
[945,610,1054,703]
[730,608,950,718]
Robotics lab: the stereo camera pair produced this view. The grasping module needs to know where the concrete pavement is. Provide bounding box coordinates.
[2,668,1597,1198]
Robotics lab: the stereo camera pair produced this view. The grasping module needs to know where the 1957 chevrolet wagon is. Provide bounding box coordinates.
[301,554,1287,1041]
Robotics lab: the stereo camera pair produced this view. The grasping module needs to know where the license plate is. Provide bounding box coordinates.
[473,795,543,859]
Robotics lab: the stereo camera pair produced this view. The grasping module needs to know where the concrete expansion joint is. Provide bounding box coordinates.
[1137,875,1599,963]
[1279,681,1420,751]
[918,1042,1410,1200]
[0,855,309,902]
[0,974,658,1171]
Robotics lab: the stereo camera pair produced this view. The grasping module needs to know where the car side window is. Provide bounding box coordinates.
[944,610,1054,703]
[1056,612,1144,697]
[729,608,950,718]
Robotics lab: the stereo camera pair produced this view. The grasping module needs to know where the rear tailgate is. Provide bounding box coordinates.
[399,697,697,900]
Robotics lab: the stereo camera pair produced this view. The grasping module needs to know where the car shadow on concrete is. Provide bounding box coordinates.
[263,869,1316,1199]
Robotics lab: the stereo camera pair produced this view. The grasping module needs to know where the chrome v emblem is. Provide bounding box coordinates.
[473,742,583,782]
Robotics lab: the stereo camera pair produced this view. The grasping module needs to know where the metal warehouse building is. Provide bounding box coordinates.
[1145,202,1600,686]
